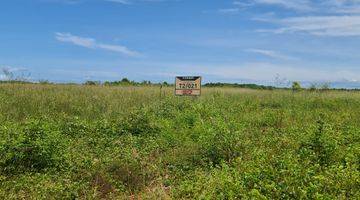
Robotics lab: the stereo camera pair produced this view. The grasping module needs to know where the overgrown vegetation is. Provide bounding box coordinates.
[0,84,359,199]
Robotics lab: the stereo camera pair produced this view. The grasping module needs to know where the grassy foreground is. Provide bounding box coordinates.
[0,84,359,199]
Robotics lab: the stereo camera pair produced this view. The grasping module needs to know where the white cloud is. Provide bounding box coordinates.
[246,49,297,60]
[321,0,360,13]
[52,69,122,78]
[206,63,360,82]
[55,32,140,56]
[252,0,313,11]
[0,66,28,73]
[233,1,254,7]
[260,15,360,36]
[246,0,360,36]
[231,0,313,11]
[234,0,360,13]
[146,62,360,82]
[97,44,139,56]
[218,8,240,14]
[104,0,130,4]
[55,33,95,48]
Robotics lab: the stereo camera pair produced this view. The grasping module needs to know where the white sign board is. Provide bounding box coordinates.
[175,76,201,96]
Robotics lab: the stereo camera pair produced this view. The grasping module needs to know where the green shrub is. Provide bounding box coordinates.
[298,117,338,166]
[199,120,246,166]
[108,160,155,192]
[292,81,302,91]
[120,109,160,136]
[0,120,68,174]
[60,117,90,137]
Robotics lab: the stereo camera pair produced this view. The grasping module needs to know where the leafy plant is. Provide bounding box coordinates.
[0,120,68,174]
[292,81,302,92]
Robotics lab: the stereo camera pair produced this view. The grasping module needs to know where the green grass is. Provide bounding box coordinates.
[0,84,359,199]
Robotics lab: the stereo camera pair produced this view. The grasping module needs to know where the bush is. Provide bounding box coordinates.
[84,81,100,86]
[0,120,68,174]
[199,120,246,166]
[108,160,155,192]
[292,81,302,92]
[120,109,160,136]
[298,117,338,166]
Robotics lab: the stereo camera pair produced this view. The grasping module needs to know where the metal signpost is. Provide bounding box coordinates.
[175,76,201,96]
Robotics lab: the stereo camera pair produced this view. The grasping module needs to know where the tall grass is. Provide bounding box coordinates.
[0,84,359,199]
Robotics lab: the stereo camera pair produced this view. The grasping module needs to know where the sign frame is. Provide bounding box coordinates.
[175,76,202,96]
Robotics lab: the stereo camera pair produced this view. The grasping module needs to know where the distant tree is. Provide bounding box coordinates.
[292,81,302,91]
[203,82,276,90]
[2,68,14,80]
[39,79,50,84]
[84,81,100,85]
[1,67,31,82]
[274,74,288,88]
[121,78,130,83]
[309,83,317,92]
[319,82,330,91]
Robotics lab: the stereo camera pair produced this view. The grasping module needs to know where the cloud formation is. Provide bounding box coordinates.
[142,61,360,83]
[253,0,312,11]
[233,0,360,36]
[55,33,140,56]
[104,0,130,4]
[233,0,360,12]
[263,15,360,36]
[231,0,312,12]
[246,49,297,60]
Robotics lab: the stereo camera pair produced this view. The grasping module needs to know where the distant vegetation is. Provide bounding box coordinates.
[292,81,302,91]
[1,76,360,92]
[204,82,277,90]
[0,84,359,199]
[0,66,359,91]
[86,78,170,87]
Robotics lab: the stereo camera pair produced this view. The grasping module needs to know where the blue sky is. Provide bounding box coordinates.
[1,0,360,86]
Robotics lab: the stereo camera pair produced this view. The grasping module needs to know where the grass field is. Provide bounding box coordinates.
[0,84,359,199]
